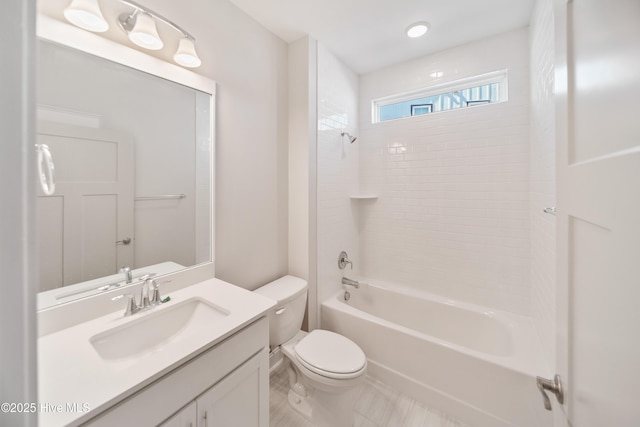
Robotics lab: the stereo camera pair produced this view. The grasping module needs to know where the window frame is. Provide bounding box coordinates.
[410,103,433,116]
[371,69,508,123]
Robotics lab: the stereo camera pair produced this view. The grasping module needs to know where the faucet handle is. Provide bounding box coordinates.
[338,251,353,270]
[146,278,163,305]
[112,293,138,316]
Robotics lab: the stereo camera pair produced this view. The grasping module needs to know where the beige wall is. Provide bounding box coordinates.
[123,0,291,289]
[287,37,317,329]
[207,1,289,289]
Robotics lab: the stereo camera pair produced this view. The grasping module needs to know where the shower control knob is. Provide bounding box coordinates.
[338,251,353,269]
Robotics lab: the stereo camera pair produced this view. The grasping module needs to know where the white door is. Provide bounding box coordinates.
[555,0,640,426]
[36,122,134,290]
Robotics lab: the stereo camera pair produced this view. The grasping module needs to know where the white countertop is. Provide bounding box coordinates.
[38,278,275,427]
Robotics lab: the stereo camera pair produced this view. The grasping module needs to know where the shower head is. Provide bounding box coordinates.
[341,131,357,143]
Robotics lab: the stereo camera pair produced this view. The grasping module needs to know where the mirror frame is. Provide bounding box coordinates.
[36,15,216,320]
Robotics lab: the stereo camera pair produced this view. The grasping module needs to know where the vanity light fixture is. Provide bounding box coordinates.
[406,22,429,38]
[63,0,109,32]
[118,0,202,65]
[120,10,164,50]
[63,0,202,68]
[174,37,202,68]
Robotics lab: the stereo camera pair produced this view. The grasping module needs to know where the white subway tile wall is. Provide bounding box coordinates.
[529,0,556,370]
[358,29,532,315]
[317,43,361,305]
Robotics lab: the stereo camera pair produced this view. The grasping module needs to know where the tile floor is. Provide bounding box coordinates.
[269,364,470,427]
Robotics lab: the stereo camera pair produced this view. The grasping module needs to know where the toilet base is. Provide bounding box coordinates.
[287,388,312,420]
[287,386,360,427]
[284,353,361,427]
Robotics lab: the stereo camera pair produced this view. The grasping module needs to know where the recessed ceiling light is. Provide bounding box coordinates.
[406,22,429,38]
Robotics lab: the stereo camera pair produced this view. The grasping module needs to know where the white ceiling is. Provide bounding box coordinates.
[228,0,534,74]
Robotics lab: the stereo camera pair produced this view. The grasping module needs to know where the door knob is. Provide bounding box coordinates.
[116,237,132,245]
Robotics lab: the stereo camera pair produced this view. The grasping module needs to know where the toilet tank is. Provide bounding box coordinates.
[254,275,308,349]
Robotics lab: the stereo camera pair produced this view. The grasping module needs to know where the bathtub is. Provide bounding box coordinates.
[321,281,552,427]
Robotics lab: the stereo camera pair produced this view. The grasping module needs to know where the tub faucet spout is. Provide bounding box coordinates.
[341,277,360,289]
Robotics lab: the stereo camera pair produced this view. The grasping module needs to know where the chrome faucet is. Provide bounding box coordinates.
[341,277,360,289]
[120,266,133,284]
[114,279,164,316]
[139,280,150,310]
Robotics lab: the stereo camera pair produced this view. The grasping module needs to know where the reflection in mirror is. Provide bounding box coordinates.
[36,39,212,309]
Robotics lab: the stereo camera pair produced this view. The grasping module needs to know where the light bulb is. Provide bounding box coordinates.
[174,38,202,68]
[63,0,109,33]
[128,13,163,50]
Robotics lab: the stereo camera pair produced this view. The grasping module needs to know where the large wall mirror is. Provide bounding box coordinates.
[36,16,215,310]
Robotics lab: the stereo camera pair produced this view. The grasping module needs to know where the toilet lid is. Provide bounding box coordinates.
[294,330,366,376]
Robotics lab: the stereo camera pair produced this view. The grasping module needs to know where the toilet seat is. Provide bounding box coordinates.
[294,330,366,379]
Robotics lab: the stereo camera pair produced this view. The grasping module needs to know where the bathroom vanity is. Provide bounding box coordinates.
[32,11,275,427]
[38,279,275,427]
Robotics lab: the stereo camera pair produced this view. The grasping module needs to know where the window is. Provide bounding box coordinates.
[372,70,507,123]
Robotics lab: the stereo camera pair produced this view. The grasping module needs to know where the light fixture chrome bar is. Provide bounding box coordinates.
[135,193,186,201]
[120,0,196,40]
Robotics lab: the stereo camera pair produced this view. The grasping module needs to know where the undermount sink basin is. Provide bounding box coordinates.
[90,298,229,361]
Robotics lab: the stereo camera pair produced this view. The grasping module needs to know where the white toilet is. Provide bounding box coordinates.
[255,275,367,427]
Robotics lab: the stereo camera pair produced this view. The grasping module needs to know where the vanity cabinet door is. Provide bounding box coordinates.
[159,401,197,427]
[196,349,268,427]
